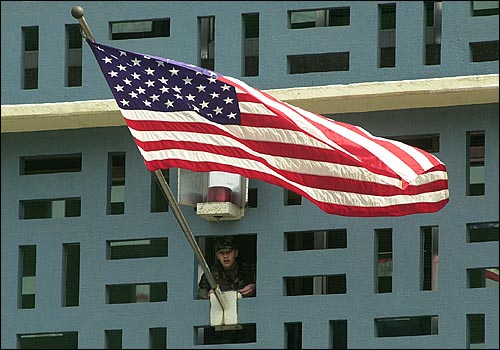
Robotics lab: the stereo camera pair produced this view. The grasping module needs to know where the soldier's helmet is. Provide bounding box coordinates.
[214,236,237,253]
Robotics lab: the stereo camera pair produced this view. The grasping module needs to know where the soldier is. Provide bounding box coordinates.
[198,236,256,299]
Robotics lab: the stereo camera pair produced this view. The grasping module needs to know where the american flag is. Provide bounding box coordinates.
[87,40,449,217]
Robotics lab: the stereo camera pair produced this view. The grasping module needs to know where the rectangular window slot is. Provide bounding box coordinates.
[151,170,169,213]
[467,314,485,348]
[425,2,442,65]
[389,134,440,153]
[243,13,259,77]
[379,4,396,68]
[66,24,82,87]
[467,131,485,196]
[421,226,439,291]
[330,320,348,349]
[472,1,499,16]
[284,189,302,206]
[23,26,39,90]
[467,267,499,288]
[110,19,170,40]
[107,238,168,259]
[20,198,81,219]
[194,324,256,345]
[199,16,215,70]
[467,221,499,243]
[18,332,78,349]
[285,229,347,251]
[106,282,167,304]
[19,245,36,309]
[285,322,302,349]
[108,153,125,215]
[289,7,350,29]
[376,228,392,293]
[63,243,80,307]
[149,327,167,349]
[20,153,82,175]
[470,40,499,62]
[376,315,438,337]
[288,52,349,74]
[105,329,122,349]
[284,274,346,296]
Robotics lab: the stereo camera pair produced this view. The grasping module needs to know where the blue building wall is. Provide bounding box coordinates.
[2,1,499,349]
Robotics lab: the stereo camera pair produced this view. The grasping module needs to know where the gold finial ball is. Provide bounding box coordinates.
[71,6,84,19]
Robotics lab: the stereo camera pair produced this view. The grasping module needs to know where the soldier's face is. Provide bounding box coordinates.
[216,249,238,269]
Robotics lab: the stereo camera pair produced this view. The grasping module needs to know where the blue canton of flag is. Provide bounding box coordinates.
[88,40,241,125]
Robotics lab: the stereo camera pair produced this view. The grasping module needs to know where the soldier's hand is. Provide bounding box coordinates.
[239,283,256,297]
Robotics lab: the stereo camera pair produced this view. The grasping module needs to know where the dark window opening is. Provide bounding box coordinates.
[108,238,168,259]
[376,315,438,337]
[105,329,122,349]
[285,189,302,206]
[330,320,348,349]
[194,324,256,345]
[66,24,82,86]
[421,226,438,291]
[23,26,39,90]
[284,274,346,296]
[149,327,167,349]
[288,52,349,74]
[19,245,36,309]
[18,332,78,349]
[285,322,302,349]
[472,1,499,16]
[467,314,485,348]
[199,16,215,70]
[20,154,82,175]
[243,13,259,77]
[20,198,81,219]
[467,221,499,243]
[376,228,392,293]
[425,2,442,65]
[63,243,80,307]
[467,131,485,196]
[110,19,170,40]
[108,153,125,215]
[285,229,347,251]
[289,8,350,29]
[379,4,396,68]
[470,40,499,62]
[107,282,168,304]
[467,267,499,288]
[151,170,169,212]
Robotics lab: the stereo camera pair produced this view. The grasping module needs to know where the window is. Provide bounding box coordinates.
[107,238,168,259]
[284,189,302,206]
[289,8,350,29]
[389,134,440,153]
[467,314,485,348]
[19,245,36,309]
[285,322,302,349]
[20,153,82,175]
[421,226,439,291]
[330,320,348,349]
[375,315,438,337]
[194,324,256,345]
[467,221,499,243]
[151,170,169,212]
[66,24,82,86]
[379,4,396,68]
[18,332,78,349]
[108,153,125,214]
[149,327,167,349]
[199,16,215,70]
[243,13,259,76]
[471,1,499,16]
[424,2,442,65]
[285,229,347,251]
[23,26,38,90]
[62,243,80,307]
[284,274,346,296]
[288,52,349,74]
[20,198,81,219]
[110,19,170,40]
[376,228,392,293]
[467,267,499,288]
[466,131,485,196]
[105,329,122,349]
[106,282,168,304]
[470,40,499,62]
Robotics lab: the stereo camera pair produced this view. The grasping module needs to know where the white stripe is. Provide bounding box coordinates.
[238,101,276,116]
[137,146,449,207]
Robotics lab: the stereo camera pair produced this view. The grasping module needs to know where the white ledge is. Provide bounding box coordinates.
[2,74,498,133]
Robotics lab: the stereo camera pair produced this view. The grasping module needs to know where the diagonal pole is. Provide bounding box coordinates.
[71,5,227,312]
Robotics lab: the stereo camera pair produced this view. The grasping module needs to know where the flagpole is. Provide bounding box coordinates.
[71,5,228,312]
